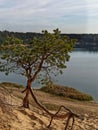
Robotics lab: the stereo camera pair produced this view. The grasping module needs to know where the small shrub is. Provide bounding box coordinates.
[40,84,93,101]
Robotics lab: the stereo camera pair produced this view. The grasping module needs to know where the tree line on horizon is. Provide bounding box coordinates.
[0,30,98,48]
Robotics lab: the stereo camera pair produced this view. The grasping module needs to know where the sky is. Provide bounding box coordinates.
[0,0,98,33]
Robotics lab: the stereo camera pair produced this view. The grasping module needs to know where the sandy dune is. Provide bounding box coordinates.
[0,84,98,130]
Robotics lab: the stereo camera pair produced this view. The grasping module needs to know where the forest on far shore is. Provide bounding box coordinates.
[0,30,98,48]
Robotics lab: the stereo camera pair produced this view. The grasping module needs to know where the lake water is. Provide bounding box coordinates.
[0,48,98,101]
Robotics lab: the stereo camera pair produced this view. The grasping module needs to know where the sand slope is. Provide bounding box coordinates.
[0,84,98,130]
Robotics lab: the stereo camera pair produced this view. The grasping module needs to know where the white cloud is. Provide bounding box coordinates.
[0,0,98,33]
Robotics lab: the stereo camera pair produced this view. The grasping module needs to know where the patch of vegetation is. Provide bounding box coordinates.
[0,82,24,88]
[43,103,59,110]
[40,84,93,101]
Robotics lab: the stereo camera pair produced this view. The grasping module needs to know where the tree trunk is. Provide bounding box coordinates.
[23,79,31,108]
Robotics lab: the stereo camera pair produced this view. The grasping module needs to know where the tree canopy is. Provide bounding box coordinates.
[0,29,75,79]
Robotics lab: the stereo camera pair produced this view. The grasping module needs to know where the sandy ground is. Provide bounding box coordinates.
[0,85,98,130]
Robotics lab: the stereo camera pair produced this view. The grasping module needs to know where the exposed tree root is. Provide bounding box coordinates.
[29,87,84,130]
[1,85,83,130]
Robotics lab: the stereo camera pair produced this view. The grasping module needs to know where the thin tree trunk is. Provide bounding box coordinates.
[23,79,31,108]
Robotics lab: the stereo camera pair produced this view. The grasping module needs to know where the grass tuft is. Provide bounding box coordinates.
[0,82,24,88]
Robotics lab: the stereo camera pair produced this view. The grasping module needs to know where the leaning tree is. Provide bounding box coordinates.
[0,29,76,108]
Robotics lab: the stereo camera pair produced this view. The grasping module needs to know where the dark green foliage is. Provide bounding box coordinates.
[40,84,93,101]
[4,36,23,45]
[0,30,98,47]
[0,29,76,85]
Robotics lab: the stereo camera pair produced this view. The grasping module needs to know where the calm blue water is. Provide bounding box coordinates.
[0,48,98,101]
[55,49,98,101]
